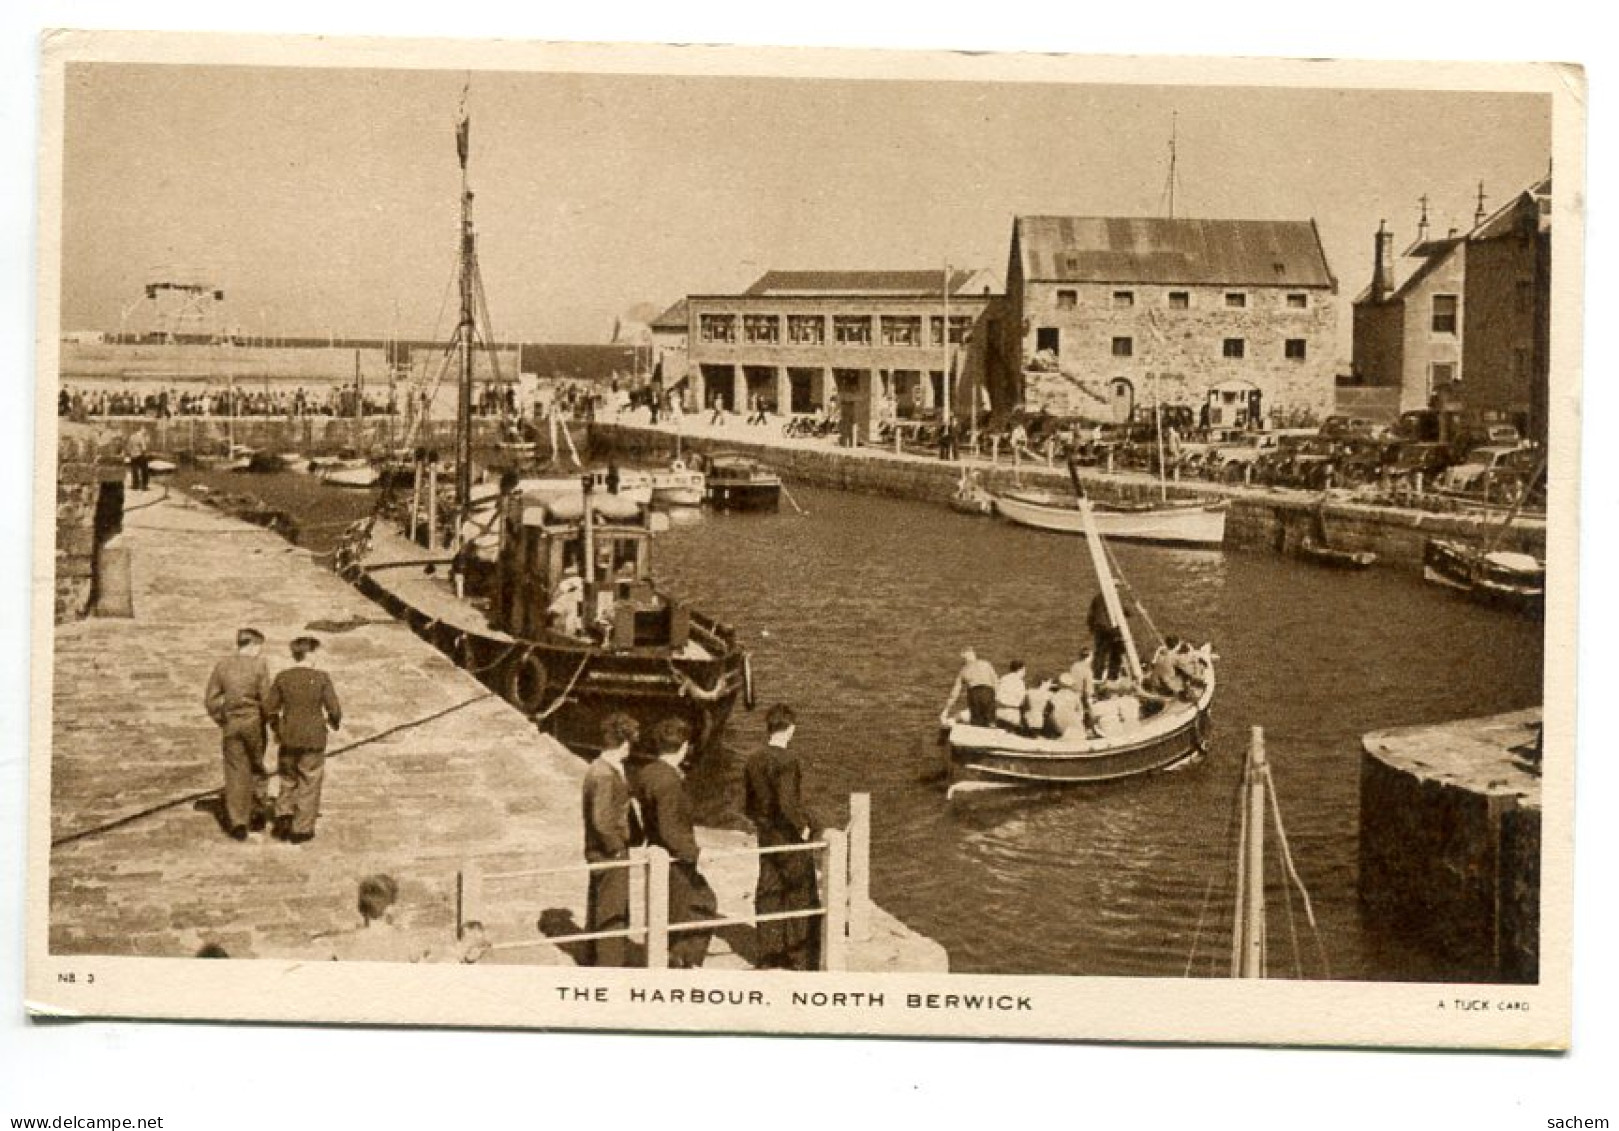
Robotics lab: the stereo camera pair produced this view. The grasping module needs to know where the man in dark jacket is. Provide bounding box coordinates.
[265,636,342,844]
[629,718,718,968]
[204,628,272,841]
[582,713,639,966]
[742,704,821,971]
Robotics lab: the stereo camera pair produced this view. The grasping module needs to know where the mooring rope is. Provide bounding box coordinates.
[1182,766,1246,978]
[50,691,496,849]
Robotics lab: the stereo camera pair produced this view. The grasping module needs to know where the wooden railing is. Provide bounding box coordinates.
[456,792,873,971]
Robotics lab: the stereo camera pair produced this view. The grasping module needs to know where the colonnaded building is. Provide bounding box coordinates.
[665,215,1342,440]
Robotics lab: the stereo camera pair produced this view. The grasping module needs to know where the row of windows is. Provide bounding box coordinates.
[1034,326,1308,360]
[698,312,974,347]
[1054,288,1313,311]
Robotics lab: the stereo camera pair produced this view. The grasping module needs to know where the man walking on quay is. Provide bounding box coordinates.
[125,425,151,491]
[629,717,718,968]
[743,705,821,971]
[582,713,640,966]
[203,628,273,841]
[264,635,342,845]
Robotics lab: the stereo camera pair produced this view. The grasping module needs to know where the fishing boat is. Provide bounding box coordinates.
[949,469,994,516]
[992,488,1228,548]
[650,459,705,507]
[1423,540,1544,616]
[698,451,782,511]
[1422,450,1547,617]
[944,496,1216,795]
[334,91,753,762]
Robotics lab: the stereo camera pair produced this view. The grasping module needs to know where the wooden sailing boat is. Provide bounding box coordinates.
[335,92,752,761]
[944,496,1215,796]
[1423,451,1547,617]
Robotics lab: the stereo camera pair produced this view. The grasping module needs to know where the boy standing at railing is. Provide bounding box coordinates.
[743,704,821,971]
[582,714,640,967]
[629,717,718,969]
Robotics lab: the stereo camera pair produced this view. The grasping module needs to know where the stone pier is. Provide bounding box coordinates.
[47,489,944,972]
[1358,709,1542,983]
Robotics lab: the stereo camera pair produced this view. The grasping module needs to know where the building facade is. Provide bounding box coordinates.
[1001,216,1340,429]
[1350,222,1468,417]
[684,269,1000,441]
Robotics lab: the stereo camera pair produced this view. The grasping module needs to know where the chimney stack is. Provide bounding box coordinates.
[1372,220,1395,303]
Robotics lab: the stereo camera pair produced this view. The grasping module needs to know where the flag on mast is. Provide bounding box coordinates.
[456,81,471,170]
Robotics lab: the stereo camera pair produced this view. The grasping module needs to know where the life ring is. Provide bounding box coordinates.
[742,653,756,710]
[506,650,549,713]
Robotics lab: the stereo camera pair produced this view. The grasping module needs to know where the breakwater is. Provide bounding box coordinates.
[589,421,1546,571]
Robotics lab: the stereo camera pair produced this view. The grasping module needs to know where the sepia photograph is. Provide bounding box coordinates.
[24,30,1584,1055]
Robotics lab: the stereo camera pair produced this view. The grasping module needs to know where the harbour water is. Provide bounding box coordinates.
[186,469,1544,980]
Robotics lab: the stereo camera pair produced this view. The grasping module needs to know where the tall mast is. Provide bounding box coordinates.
[1077,498,1144,686]
[1233,727,1269,978]
[455,84,475,513]
[1164,111,1180,221]
[942,262,952,434]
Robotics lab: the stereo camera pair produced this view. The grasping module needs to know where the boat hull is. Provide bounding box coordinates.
[993,491,1227,547]
[1423,538,1544,617]
[1297,537,1377,570]
[947,674,1215,786]
[705,480,781,511]
[340,530,749,763]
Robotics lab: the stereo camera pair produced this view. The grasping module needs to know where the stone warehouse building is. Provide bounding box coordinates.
[683,268,1000,442]
[1350,175,1552,442]
[999,216,1340,430]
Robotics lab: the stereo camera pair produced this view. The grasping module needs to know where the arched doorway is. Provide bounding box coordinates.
[1108,378,1135,424]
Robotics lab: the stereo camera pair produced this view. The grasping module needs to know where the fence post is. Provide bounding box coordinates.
[847,794,872,943]
[457,860,483,940]
[645,846,670,970]
[628,848,647,950]
[821,830,849,972]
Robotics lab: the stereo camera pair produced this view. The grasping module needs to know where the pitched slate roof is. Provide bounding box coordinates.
[743,268,983,297]
[1014,216,1335,289]
[650,299,688,331]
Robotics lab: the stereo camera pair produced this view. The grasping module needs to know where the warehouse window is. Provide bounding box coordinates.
[1056,289,1078,309]
[1432,294,1458,334]
[1287,293,1308,310]
[787,314,825,345]
[1225,292,1248,309]
[1036,327,1061,354]
[1112,337,1134,358]
[699,314,736,343]
[1113,290,1135,308]
[1167,291,1190,310]
[880,316,923,347]
[833,315,872,345]
[743,314,780,344]
[1222,338,1246,359]
[1284,338,1307,360]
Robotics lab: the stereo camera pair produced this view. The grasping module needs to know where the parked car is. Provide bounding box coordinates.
[1320,415,1390,441]
[1436,444,1540,500]
[1383,441,1454,487]
[1333,439,1400,487]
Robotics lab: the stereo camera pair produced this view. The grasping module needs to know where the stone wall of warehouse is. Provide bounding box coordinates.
[589,423,1545,572]
[1018,281,1339,426]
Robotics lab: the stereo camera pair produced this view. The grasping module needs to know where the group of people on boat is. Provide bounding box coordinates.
[941,632,1211,744]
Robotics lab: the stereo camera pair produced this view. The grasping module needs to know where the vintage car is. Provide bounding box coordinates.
[1435,444,1539,500]
[1383,441,1455,486]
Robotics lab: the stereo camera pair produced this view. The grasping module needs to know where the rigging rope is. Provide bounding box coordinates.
[1262,762,1332,978]
[532,651,593,722]
[50,691,496,849]
[1183,765,1246,977]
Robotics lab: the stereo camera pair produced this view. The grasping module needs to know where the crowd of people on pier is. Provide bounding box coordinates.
[58,384,402,421]
[941,600,1211,742]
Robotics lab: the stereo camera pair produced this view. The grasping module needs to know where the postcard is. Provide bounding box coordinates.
[29,30,1582,1048]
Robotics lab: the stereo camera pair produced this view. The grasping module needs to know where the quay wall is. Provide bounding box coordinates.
[54,423,125,623]
[67,415,511,458]
[587,422,1546,571]
[1358,709,1541,983]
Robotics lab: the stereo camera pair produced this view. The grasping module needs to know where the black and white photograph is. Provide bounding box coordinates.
[23,30,1585,1058]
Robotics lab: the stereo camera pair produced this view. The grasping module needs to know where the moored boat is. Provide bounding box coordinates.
[1297,536,1377,570]
[320,459,382,489]
[1423,538,1544,616]
[650,459,706,507]
[992,488,1227,548]
[699,452,782,511]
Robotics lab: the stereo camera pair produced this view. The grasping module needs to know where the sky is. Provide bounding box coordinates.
[58,63,1552,354]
